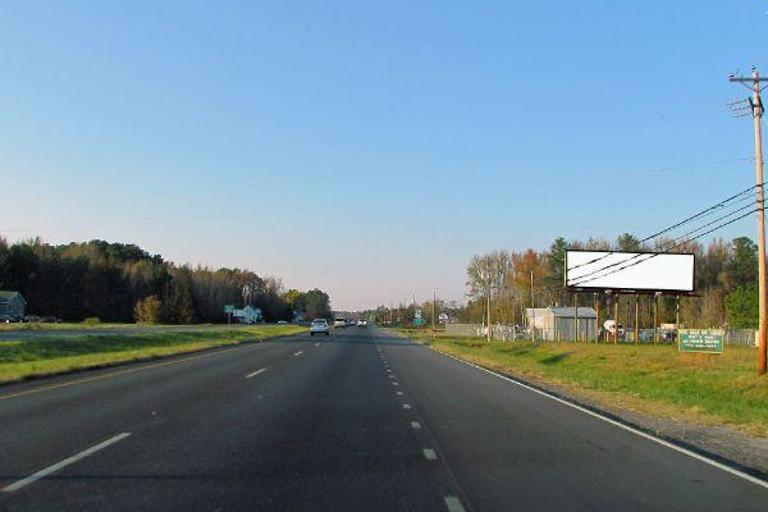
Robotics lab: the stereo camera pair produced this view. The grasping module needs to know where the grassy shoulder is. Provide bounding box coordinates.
[0,324,305,384]
[392,328,768,436]
[0,321,226,331]
[0,321,135,331]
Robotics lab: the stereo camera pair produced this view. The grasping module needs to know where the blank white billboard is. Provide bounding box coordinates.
[566,250,694,293]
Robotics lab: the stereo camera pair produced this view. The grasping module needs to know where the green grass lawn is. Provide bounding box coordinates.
[392,328,768,435]
[0,324,305,384]
[0,321,133,331]
[0,321,228,331]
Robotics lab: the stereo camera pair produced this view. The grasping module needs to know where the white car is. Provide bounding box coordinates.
[310,319,330,336]
[357,320,367,327]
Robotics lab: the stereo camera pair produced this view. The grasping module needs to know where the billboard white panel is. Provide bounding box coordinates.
[566,250,694,293]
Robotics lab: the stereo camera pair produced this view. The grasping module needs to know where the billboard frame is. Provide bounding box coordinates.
[565,249,697,295]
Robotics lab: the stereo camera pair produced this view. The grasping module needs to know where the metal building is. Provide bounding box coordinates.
[526,306,597,341]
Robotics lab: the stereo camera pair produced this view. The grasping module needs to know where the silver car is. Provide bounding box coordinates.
[310,318,330,336]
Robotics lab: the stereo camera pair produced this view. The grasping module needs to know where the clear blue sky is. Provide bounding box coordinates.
[1,1,766,310]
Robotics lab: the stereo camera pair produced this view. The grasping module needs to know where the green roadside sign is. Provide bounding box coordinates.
[678,329,724,354]
[414,318,425,326]
[224,304,235,314]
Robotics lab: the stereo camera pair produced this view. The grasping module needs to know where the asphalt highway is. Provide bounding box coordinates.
[0,327,765,511]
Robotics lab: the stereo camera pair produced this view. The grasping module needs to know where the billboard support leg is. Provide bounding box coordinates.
[635,294,639,344]
[594,293,599,343]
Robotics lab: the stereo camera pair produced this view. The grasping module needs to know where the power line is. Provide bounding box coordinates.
[568,184,758,272]
[666,202,755,246]
[626,156,753,175]
[569,208,757,288]
[569,198,759,286]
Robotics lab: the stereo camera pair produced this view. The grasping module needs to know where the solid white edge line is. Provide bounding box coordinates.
[245,368,267,379]
[437,351,768,491]
[444,496,467,512]
[2,432,132,493]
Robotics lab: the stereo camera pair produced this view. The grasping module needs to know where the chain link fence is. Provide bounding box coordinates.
[444,323,758,347]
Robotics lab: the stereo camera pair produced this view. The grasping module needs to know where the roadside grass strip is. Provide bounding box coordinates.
[0,325,305,384]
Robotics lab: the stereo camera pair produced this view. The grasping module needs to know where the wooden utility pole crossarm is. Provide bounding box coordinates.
[730,67,768,375]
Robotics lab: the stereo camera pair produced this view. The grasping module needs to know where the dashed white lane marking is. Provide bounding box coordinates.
[423,448,437,460]
[438,351,768,491]
[396,391,404,396]
[411,421,422,429]
[388,375,395,379]
[402,404,412,410]
[293,351,304,356]
[245,368,267,379]
[444,496,467,512]
[2,432,132,493]
[314,343,320,347]
[392,382,399,386]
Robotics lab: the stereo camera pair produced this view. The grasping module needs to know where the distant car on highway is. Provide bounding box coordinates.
[334,318,347,328]
[310,319,330,336]
[357,319,367,327]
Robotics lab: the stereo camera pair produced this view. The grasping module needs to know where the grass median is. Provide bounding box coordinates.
[0,324,306,384]
[393,328,768,436]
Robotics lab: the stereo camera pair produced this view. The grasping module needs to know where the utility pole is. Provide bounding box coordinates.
[486,283,492,342]
[432,288,437,337]
[530,271,536,343]
[731,67,768,375]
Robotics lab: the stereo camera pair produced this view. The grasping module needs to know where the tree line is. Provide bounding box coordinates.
[462,234,759,329]
[0,238,332,323]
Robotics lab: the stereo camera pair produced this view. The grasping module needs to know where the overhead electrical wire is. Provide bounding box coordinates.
[568,184,759,272]
[568,206,759,288]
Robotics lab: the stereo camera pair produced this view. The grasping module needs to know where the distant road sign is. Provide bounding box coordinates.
[224,305,235,314]
[679,329,724,353]
[414,318,425,326]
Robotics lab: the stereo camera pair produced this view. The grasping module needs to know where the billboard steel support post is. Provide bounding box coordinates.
[654,293,660,344]
[573,293,579,342]
[635,294,639,344]
[594,293,599,343]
